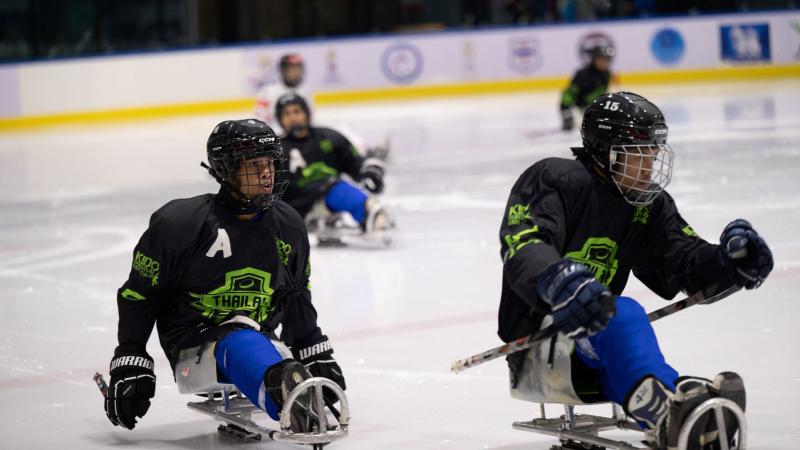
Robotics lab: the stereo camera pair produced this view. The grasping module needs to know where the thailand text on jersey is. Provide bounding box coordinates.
[280,127,365,217]
[561,65,611,111]
[116,194,321,367]
[498,157,737,342]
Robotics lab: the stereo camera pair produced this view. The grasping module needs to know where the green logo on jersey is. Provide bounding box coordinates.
[682,224,699,237]
[189,267,275,324]
[305,257,312,289]
[565,237,619,286]
[275,237,292,266]
[132,251,160,286]
[121,288,146,301]
[508,203,533,226]
[632,205,650,225]
[320,139,334,154]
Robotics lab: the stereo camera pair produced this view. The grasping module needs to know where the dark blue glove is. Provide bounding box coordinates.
[719,219,773,289]
[537,260,616,339]
[105,346,156,430]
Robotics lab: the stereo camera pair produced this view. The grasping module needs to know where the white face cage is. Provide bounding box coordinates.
[608,144,674,206]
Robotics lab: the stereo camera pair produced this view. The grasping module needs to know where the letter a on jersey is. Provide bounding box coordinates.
[207,228,232,258]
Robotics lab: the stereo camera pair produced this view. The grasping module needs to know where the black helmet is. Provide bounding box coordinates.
[205,119,289,213]
[586,45,615,60]
[578,92,674,206]
[278,53,305,88]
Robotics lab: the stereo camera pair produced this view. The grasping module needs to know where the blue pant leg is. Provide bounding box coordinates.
[575,297,679,404]
[325,180,368,223]
[215,329,284,421]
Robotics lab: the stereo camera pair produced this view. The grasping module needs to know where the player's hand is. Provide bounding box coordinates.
[719,219,773,289]
[537,259,616,339]
[105,346,156,430]
[359,163,385,194]
[293,336,346,404]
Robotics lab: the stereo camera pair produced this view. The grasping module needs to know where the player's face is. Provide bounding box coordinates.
[611,145,657,192]
[593,56,611,72]
[235,156,275,198]
[281,65,304,87]
[279,104,309,134]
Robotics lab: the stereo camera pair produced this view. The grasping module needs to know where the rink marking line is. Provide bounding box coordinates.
[1,268,798,392]
[2,65,798,132]
[347,367,504,382]
[332,310,496,342]
[0,364,88,388]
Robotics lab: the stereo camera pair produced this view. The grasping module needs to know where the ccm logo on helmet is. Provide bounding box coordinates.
[598,124,612,130]
[258,137,274,144]
[654,129,667,135]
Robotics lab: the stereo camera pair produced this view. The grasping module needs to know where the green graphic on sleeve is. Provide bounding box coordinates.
[121,288,146,301]
[503,225,542,260]
[297,162,338,188]
[320,139,334,154]
[565,237,619,286]
[305,257,312,289]
[189,267,275,324]
[507,204,533,226]
[132,251,160,286]
[632,205,650,225]
[682,225,699,237]
[584,85,609,105]
[275,237,292,266]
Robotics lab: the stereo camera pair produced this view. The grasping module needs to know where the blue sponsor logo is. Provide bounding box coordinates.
[651,28,685,65]
[720,23,771,62]
[381,43,423,84]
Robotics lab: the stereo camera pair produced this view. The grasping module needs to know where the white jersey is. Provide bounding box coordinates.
[254,82,313,134]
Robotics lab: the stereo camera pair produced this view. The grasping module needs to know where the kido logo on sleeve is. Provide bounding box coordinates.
[719,23,771,62]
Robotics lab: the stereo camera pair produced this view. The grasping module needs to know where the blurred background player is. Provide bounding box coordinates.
[559,44,614,131]
[103,119,345,432]
[254,53,311,130]
[500,92,772,449]
[274,93,393,242]
[253,52,391,162]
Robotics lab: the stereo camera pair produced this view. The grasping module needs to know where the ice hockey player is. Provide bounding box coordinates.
[559,45,614,131]
[500,92,772,449]
[254,53,311,129]
[274,92,390,237]
[103,119,345,431]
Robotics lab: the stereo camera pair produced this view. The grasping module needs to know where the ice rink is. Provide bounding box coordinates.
[1,79,799,450]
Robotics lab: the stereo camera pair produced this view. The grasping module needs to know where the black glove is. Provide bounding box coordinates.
[719,219,773,289]
[359,163,385,194]
[561,108,574,131]
[537,259,616,339]
[293,336,346,404]
[105,346,156,430]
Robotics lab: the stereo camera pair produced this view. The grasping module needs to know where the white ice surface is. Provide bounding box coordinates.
[1,80,799,450]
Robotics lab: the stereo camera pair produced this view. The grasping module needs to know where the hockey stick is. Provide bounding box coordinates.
[450,284,742,374]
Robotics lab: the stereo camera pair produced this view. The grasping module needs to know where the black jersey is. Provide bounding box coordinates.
[116,194,322,367]
[280,127,365,218]
[560,65,611,111]
[498,157,736,342]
